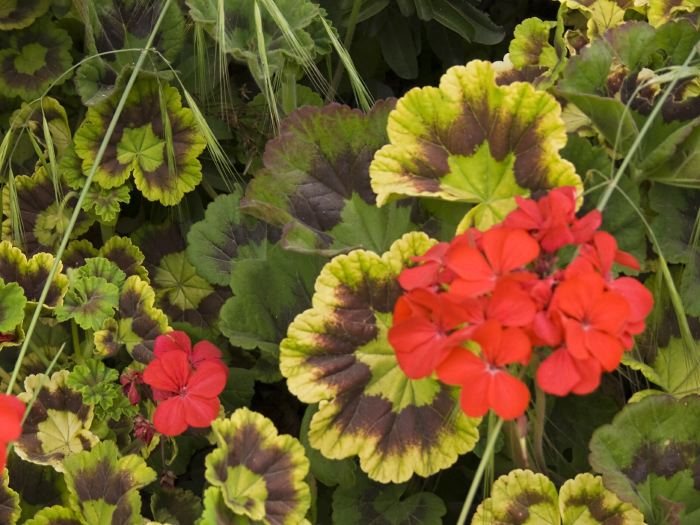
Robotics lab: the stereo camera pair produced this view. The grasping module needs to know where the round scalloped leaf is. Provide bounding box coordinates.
[23,505,81,525]
[0,241,68,307]
[199,487,255,525]
[0,18,72,100]
[100,236,149,282]
[646,0,700,26]
[332,475,446,525]
[10,97,72,158]
[244,101,404,253]
[75,257,127,288]
[65,360,131,423]
[205,408,311,525]
[15,370,99,472]
[74,78,206,206]
[559,473,645,524]
[0,278,25,333]
[93,274,170,363]
[509,18,558,70]
[186,0,330,77]
[472,469,560,524]
[369,60,581,230]
[187,190,271,287]
[556,0,636,37]
[138,222,229,333]
[280,232,480,483]
[0,0,50,30]
[2,168,94,255]
[62,240,99,270]
[589,394,700,523]
[55,276,120,331]
[62,440,156,525]
[0,470,20,525]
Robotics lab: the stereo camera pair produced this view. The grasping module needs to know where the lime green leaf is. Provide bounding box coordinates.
[2,168,94,255]
[62,441,156,525]
[370,60,581,230]
[205,408,311,524]
[74,78,207,206]
[556,0,634,37]
[0,240,68,307]
[280,232,480,483]
[473,469,644,524]
[66,360,134,422]
[75,257,127,288]
[220,244,324,382]
[0,470,20,525]
[509,18,558,70]
[0,17,72,100]
[55,276,120,331]
[333,474,446,524]
[560,473,646,524]
[99,236,149,282]
[0,278,26,334]
[63,240,99,270]
[646,0,700,26]
[93,275,170,363]
[198,487,251,525]
[243,101,408,254]
[0,0,50,30]
[186,0,331,77]
[186,190,271,286]
[589,394,700,523]
[15,370,99,472]
[23,505,81,525]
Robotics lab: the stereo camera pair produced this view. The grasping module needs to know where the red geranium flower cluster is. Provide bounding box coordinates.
[0,393,25,471]
[143,331,228,436]
[389,187,653,420]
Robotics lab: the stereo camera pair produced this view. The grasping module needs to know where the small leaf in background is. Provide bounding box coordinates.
[509,17,558,70]
[151,487,203,525]
[0,17,72,100]
[204,408,311,524]
[280,233,480,483]
[62,441,156,524]
[332,473,446,525]
[14,370,99,472]
[187,190,271,287]
[589,394,700,523]
[0,241,68,307]
[66,360,135,422]
[74,78,207,206]
[370,60,582,231]
[23,505,81,525]
[0,0,50,30]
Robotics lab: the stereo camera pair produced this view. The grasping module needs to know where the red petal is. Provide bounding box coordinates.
[183,396,220,428]
[470,320,502,363]
[494,327,532,367]
[486,281,536,327]
[153,397,189,436]
[187,362,228,398]
[572,210,602,244]
[0,394,24,442]
[536,348,581,396]
[143,351,190,393]
[554,274,605,320]
[435,348,485,386]
[571,357,602,395]
[588,291,630,334]
[489,372,531,420]
[610,277,653,323]
[153,331,191,359]
[458,374,492,418]
[585,331,623,371]
[445,245,494,295]
[0,444,6,473]
[482,228,539,274]
[564,319,588,360]
[592,232,617,276]
[615,249,640,271]
[191,340,224,368]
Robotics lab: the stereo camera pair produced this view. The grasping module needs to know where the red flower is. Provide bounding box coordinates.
[389,288,474,378]
[447,228,540,297]
[550,273,629,371]
[398,242,455,290]
[0,394,25,472]
[536,347,602,396]
[153,331,227,372]
[120,370,144,405]
[143,351,227,436]
[436,321,531,420]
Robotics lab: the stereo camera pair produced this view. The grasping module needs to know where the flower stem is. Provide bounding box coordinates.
[457,417,504,525]
[533,385,548,475]
[328,0,362,98]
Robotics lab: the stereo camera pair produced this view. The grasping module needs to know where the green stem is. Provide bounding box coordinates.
[457,418,504,525]
[596,46,697,212]
[533,385,548,475]
[5,0,175,395]
[280,68,298,115]
[71,320,82,361]
[328,0,363,100]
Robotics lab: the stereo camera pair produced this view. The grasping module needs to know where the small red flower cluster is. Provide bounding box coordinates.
[143,331,228,436]
[0,393,25,471]
[389,188,653,420]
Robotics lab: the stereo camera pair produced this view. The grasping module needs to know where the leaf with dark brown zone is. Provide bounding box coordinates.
[590,394,700,522]
[280,232,480,483]
[204,408,311,524]
[14,370,99,472]
[61,441,156,524]
[0,470,20,525]
[0,0,50,30]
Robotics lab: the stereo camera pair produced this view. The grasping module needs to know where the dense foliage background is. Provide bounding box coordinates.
[0,0,699,523]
